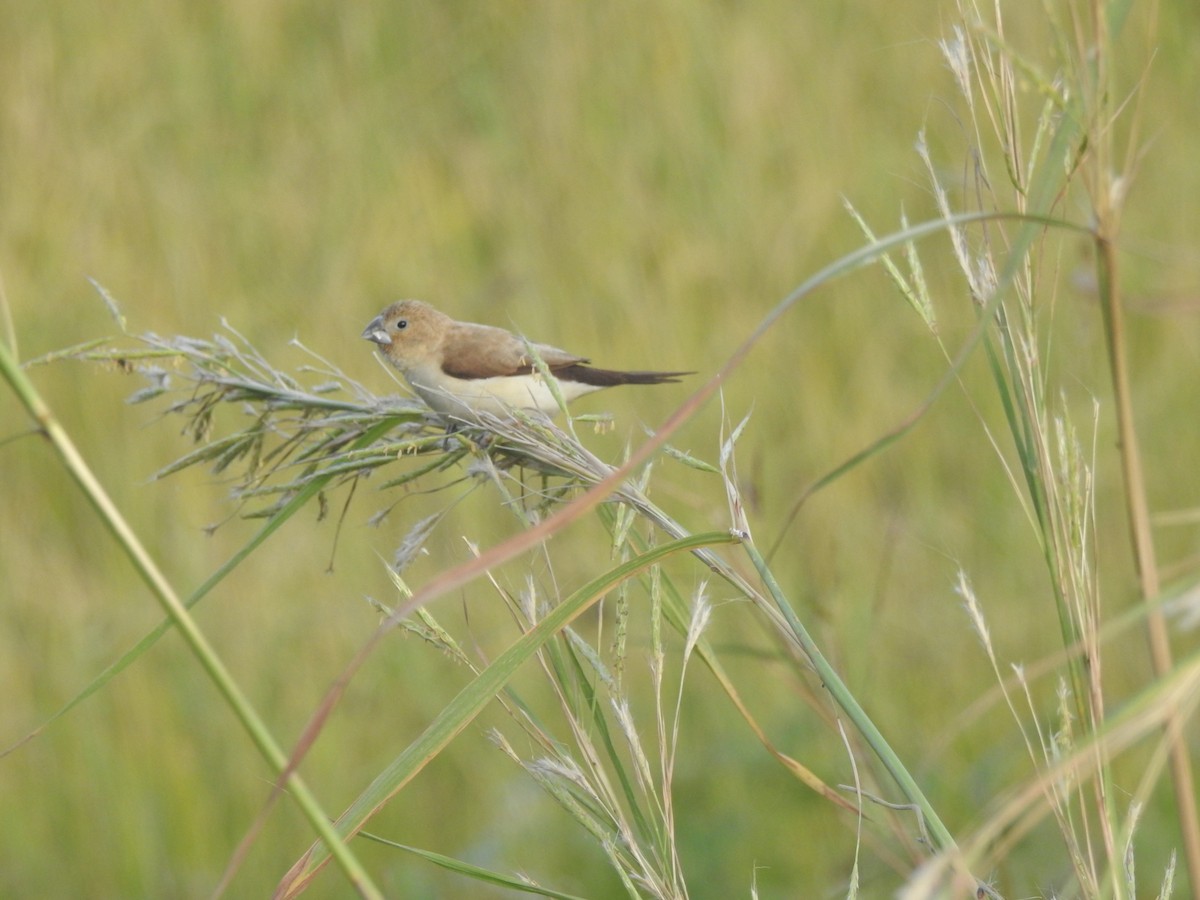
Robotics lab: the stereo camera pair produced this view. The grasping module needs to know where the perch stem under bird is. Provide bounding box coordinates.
[361,300,691,421]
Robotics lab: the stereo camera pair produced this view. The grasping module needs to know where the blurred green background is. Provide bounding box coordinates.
[3,2,1199,896]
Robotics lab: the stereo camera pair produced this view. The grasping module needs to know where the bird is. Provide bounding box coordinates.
[361,300,690,421]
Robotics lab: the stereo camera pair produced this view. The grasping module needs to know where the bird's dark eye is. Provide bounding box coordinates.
[396,319,408,330]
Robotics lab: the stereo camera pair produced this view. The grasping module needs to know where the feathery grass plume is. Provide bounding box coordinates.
[900,0,1200,896]
[68,315,756,896]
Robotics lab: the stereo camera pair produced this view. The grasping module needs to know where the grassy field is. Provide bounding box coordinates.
[3,2,1199,897]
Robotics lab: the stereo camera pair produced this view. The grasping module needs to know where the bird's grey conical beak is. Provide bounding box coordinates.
[361,316,389,345]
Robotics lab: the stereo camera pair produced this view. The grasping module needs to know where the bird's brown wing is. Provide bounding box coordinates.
[440,323,587,380]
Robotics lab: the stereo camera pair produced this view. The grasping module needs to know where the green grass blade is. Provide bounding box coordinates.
[0,340,383,897]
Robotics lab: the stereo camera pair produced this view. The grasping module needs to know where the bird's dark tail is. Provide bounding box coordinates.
[553,365,693,387]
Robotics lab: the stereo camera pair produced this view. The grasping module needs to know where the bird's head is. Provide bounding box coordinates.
[361,300,448,371]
